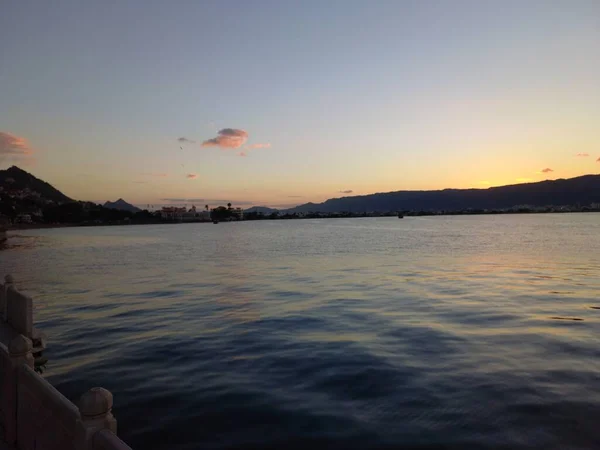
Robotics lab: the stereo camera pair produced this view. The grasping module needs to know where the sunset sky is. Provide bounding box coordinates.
[1,1,599,208]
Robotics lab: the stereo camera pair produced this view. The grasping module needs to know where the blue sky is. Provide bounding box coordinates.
[1,0,599,207]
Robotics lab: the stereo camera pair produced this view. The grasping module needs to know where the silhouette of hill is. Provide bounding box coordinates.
[0,165,72,203]
[104,198,141,213]
[286,175,600,213]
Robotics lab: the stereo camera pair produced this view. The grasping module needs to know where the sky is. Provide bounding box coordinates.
[1,0,599,208]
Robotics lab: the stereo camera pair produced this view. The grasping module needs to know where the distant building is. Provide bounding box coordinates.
[160,207,186,221]
[182,207,199,222]
[161,206,213,222]
[230,208,244,220]
[179,205,199,222]
[197,210,211,221]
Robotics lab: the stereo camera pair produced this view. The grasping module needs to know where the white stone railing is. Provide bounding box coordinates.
[0,275,12,322]
[0,275,133,450]
[4,275,32,338]
[0,341,10,432]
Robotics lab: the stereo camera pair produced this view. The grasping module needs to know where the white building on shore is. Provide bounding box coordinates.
[160,206,212,222]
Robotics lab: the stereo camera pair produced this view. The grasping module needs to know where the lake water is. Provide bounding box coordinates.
[2,215,600,449]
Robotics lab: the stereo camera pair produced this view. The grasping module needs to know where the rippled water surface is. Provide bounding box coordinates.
[2,215,600,449]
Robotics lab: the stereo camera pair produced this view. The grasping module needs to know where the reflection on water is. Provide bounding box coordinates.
[2,215,600,449]
[1,233,50,251]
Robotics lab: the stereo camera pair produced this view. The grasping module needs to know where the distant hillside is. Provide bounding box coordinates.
[287,175,600,213]
[0,166,72,203]
[245,206,279,214]
[104,198,141,213]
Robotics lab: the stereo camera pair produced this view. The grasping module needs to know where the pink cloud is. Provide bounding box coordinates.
[541,168,553,173]
[238,151,247,157]
[202,128,248,149]
[245,143,271,149]
[0,131,33,158]
[186,173,198,179]
[576,153,589,157]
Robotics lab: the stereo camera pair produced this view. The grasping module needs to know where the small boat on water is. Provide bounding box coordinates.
[398,212,404,219]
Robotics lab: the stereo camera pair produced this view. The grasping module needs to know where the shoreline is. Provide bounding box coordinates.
[7,221,170,231]
[5,209,600,232]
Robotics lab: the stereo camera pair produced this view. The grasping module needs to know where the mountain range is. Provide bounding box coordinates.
[104,198,141,213]
[283,175,600,213]
[3,166,600,215]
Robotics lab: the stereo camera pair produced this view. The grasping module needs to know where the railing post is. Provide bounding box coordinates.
[6,282,33,339]
[3,334,34,445]
[76,387,117,450]
[1,274,14,321]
